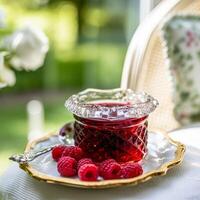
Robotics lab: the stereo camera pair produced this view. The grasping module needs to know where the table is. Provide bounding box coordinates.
[0,127,200,200]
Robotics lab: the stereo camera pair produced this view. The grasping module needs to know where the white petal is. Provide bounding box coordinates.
[3,26,49,71]
[0,9,6,28]
[0,66,16,87]
[0,53,4,70]
[0,82,7,88]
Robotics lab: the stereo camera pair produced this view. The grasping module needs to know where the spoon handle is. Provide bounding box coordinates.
[9,145,56,164]
[9,123,74,164]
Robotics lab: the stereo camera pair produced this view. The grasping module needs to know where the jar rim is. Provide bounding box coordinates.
[65,88,159,120]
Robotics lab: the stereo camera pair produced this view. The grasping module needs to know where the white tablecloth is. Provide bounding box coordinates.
[0,127,200,200]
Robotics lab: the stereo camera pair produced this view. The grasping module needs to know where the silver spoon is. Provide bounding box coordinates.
[9,122,74,164]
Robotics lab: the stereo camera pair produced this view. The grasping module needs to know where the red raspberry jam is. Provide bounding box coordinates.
[65,89,158,163]
[74,113,148,162]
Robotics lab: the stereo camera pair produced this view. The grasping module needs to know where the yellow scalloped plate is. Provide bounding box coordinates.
[19,128,185,189]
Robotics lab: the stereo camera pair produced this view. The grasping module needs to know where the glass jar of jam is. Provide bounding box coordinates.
[65,88,158,163]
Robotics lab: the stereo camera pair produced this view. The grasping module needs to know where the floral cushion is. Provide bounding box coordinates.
[163,16,200,125]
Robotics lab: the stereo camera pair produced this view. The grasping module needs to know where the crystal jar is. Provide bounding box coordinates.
[65,88,158,163]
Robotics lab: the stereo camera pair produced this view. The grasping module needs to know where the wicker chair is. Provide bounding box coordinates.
[121,0,200,132]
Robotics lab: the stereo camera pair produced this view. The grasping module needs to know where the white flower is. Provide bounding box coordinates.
[0,54,16,88]
[0,9,6,28]
[4,26,49,71]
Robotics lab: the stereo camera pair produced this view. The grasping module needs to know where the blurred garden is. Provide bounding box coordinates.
[0,0,139,173]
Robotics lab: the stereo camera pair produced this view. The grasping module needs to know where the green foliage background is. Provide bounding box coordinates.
[0,0,136,94]
[0,0,139,173]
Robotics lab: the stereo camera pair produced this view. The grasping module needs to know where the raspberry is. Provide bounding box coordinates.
[57,156,77,177]
[62,146,84,161]
[77,158,93,170]
[78,164,99,181]
[100,161,121,180]
[99,159,116,176]
[51,145,66,161]
[121,162,143,178]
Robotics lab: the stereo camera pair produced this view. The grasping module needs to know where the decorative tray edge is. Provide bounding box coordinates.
[19,130,186,189]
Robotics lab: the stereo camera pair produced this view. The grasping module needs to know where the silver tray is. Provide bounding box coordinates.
[19,123,185,189]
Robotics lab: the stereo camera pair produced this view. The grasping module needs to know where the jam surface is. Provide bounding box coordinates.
[74,103,148,163]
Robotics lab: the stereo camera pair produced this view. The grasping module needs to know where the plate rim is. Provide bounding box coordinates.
[20,128,186,189]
